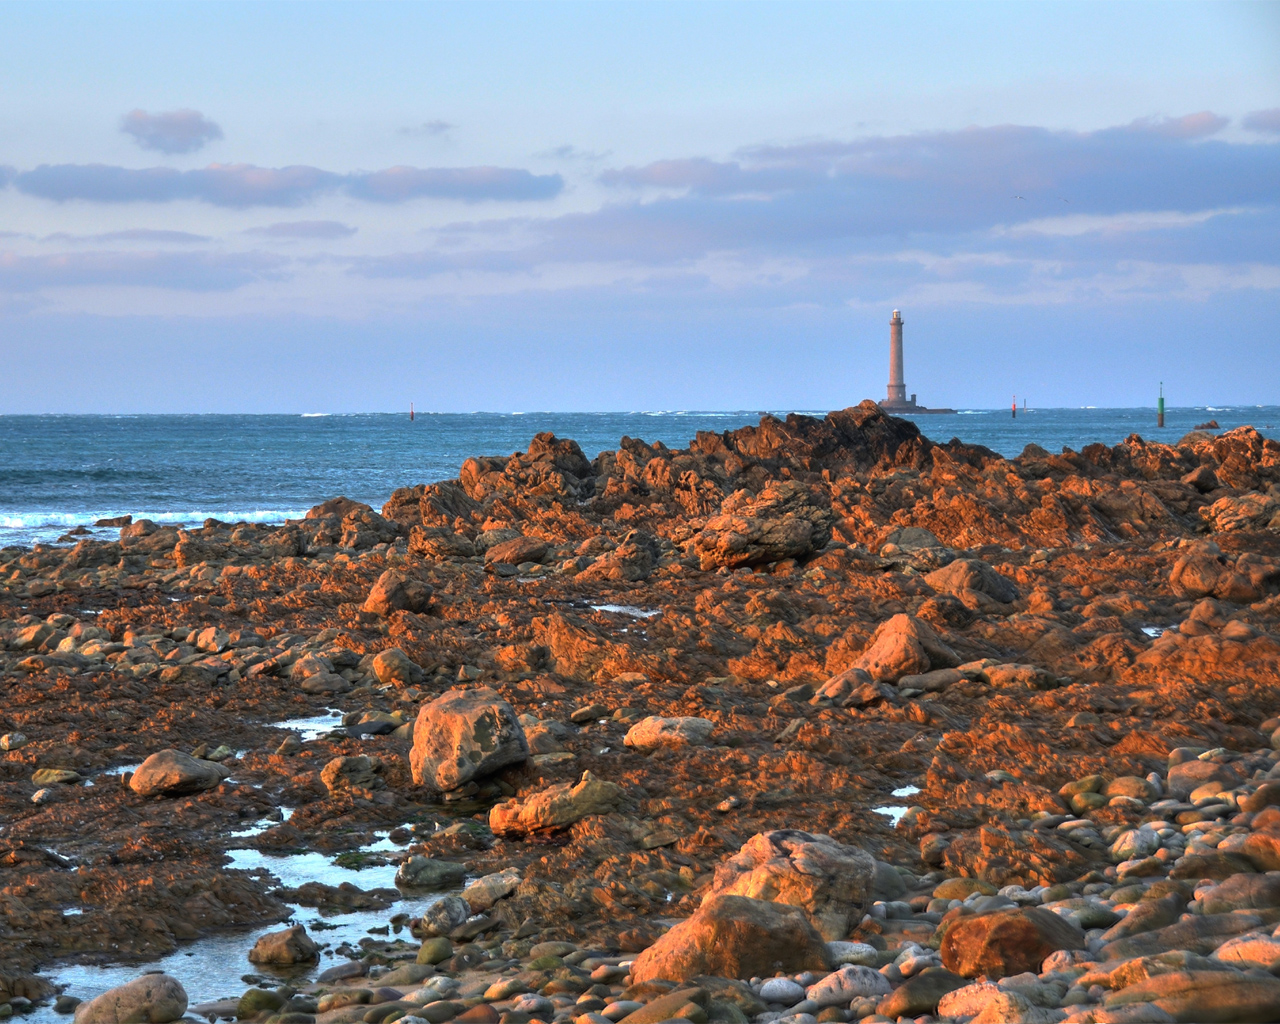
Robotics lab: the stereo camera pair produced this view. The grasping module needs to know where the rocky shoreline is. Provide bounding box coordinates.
[3,400,1280,1024]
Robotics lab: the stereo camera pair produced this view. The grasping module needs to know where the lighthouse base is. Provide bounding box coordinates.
[878,399,956,415]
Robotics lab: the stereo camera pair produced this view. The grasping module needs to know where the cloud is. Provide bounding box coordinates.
[349,248,534,279]
[13,163,339,207]
[120,108,224,154]
[1000,208,1250,238]
[586,119,1279,252]
[346,166,563,203]
[399,120,454,137]
[344,115,1280,309]
[44,229,212,244]
[1123,111,1229,139]
[537,144,611,161]
[1244,108,1280,135]
[245,220,358,239]
[0,249,285,292]
[9,162,563,207]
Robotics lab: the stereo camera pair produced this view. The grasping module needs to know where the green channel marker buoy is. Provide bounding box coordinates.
[1158,383,1165,428]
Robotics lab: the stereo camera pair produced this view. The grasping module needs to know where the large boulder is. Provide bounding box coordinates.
[1213,933,1280,971]
[1169,549,1228,599]
[408,525,476,560]
[1165,759,1242,800]
[410,687,528,791]
[924,558,1020,607]
[576,530,659,582]
[307,496,370,520]
[128,750,229,798]
[396,856,467,889]
[361,569,432,617]
[320,755,384,796]
[691,516,816,571]
[706,829,874,941]
[461,867,522,912]
[290,654,352,694]
[489,772,626,836]
[484,536,550,566]
[339,508,399,550]
[73,974,187,1024]
[623,716,714,753]
[1099,913,1263,961]
[1105,969,1280,1023]
[371,648,424,687]
[1200,494,1280,534]
[852,614,959,683]
[417,896,470,937]
[689,481,830,570]
[248,924,319,964]
[488,773,624,834]
[939,907,1086,979]
[629,893,831,983]
[1200,872,1280,914]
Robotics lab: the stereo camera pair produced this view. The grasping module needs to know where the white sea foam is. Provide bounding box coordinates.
[0,508,310,548]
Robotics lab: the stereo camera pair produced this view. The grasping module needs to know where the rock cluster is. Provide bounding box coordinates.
[2,405,1280,1024]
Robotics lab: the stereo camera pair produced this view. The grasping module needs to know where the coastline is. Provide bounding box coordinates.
[3,399,1280,1023]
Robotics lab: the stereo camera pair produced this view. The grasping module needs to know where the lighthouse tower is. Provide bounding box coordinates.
[876,309,953,414]
[886,309,908,406]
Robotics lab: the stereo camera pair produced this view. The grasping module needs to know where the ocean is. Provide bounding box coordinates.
[2,406,1277,549]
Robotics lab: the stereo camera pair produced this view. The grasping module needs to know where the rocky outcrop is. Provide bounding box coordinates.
[689,482,832,570]
[361,569,432,617]
[924,558,1020,607]
[8,404,1280,1002]
[706,829,875,941]
[629,894,831,983]
[409,687,528,791]
[248,925,319,964]
[484,536,550,566]
[489,772,625,836]
[852,613,959,682]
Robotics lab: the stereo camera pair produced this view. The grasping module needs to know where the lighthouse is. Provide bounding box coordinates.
[876,309,955,415]
[886,309,907,406]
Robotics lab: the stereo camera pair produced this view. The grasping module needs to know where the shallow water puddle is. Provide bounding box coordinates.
[874,785,921,827]
[873,806,911,826]
[226,848,401,890]
[589,604,661,618]
[28,846,452,1021]
[269,709,345,741]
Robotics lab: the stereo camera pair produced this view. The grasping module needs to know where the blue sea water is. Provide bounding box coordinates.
[2,406,1277,549]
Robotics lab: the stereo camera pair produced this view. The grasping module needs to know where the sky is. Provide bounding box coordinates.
[1,1,1278,413]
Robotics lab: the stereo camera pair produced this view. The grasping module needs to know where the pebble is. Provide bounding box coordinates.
[805,965,891,1005]
[759,978,806,1004]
